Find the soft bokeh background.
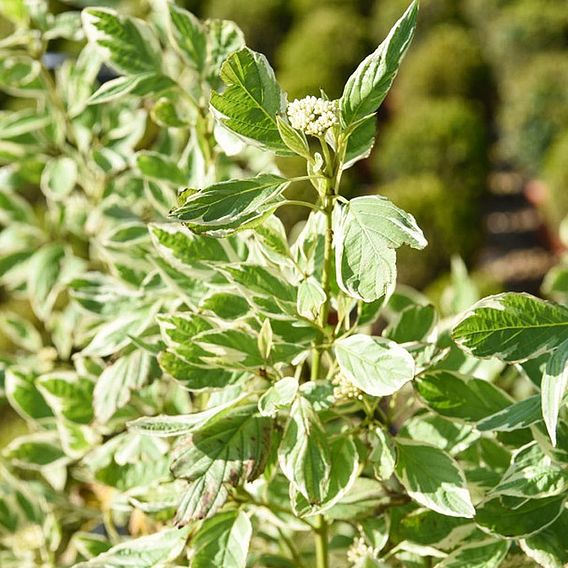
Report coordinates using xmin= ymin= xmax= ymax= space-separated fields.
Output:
xmin=2 ymin=0 xmax=567 ymax=296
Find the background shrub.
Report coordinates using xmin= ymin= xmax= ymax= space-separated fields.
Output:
xmin=498 ymin=52 xmax=568 ymax=173
xmin=375 ymin=98 xmax=489 ymax=196
xmin=484 ymin=0 xmax=568 ymax=70
xmin=276 ymin=5 xmax=368 ymax=99
xmin=392 ymin=24 xmax=491 ymax=105
xmin=542 ymin=130 xmax=568 ymax=231
xmin=378 ymin=174 xmax=482 ymax=287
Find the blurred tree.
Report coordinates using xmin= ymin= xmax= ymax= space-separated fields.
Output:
xmin=372 ymin=0 xmax=459 ymax=40
xmin=498 ymin=52 xmax=568 ymax=173
xmin=375 ymin=98 xmax=488 ymax=196
xmin=289 ymin=0 xmax=364 ymax=15
xmin=392 ymin=24 xmax=491 ymax=107
xmin=484 ymin=0 xmax=568 ymax=70
xmin=378 ymin=174 xmax=482 ymax=287
xmin=203 ymin=0 xmax=289 ymax=57
xmin=276 ymin=5 xmax=368 ymax=99
xmin=542 ymin=130 xmax=568 ymax=231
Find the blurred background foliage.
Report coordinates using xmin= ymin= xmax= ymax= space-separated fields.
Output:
xmin=1 ymin=0 xmax=567 ymax=290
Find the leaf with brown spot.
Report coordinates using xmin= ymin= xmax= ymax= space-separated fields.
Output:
xmin=171 ymin=404 xmax=272 ymax=525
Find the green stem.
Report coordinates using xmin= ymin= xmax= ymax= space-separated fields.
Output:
xmin=284 ymin=199 xmax=323 ymax=212
xmin=310 ymin=144 xmax=338 ymax=568
xmin=315 ymin=514 xmax=329 ymax=568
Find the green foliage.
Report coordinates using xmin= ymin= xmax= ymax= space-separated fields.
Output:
xmin=1 ymin=2 xmax=567 ymax=568
xmin=375 ymin=98 xmax=489 ymax=195
xmin=498 ymin=52 xmax=568 ymax=173
xmin=203 ymin=0 xmax=286 ymax=56
xmin=276 ymin=6 xmax=368 ymax=99
xmin=483 ymin=0 xmax=568 ymax=70
xmin=372 ymin=0 xmax=459 ymax=40
xmin=378 ymin=175 xmax=482 ymax=287
xmin=393 ymin=24 xmax=491 ymax=104
xmin=542 ymin=130 xmax=568 ymax=230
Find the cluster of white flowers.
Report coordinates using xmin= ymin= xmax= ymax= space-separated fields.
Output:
xmin=287 ymin=96 xmax=339 ymax=137
xmin=347 ymin=537 xmax=379 ymax=565
xmin=332 ymin=374 xmax=364 ymax=402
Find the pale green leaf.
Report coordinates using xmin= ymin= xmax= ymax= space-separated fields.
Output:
xmin=475 ymin=495 xmax=566 ymax=538
xmin=88 ymin=73 xmax=175 ymax=105
xmin=41 ymin=156 xmax=77 ymax=200
xmin=151 ymin=97 xmax=188 ymax=127
xmin=297 ymin=277 xmax=326 ymax=320
xmin=0 ymin=311 xmax=42 ymax=352
xmin=293 ymin=435 xmax=359 ymax=516
xmin=94 ymin=350 xmax=155 ymax=423
xmin=210 ymin=48 xmax=291 ymax=155
xmin=27 ymin=243 xmax=66 ymax=320
xmin=0 ymin=189 xmax=35 ymax=224
xmin=73 ymin=527 xmax=189 ymax=568
xmin=83 ymin=304 xmax=159 ymax=357
xmin=384 ymin=303 xmax=437 ymax=343
xmin=437 ymin=539 xmax=510 ymax=568
xmin=477 ymin=395 xmax=542 ymax=432
xmin=334 ymin=196 xmax=426 ymax=302
xmin=395 ymin=439 xmax=475 ymax=518
xmin=415 ymin=370 xmax=512 ymax=422
xmin=343 ymin=114 xmax=376 ymax=169
xmin=128 ymin=396 xmax=246 ymax=437
xmin=397 ymin=510 xmax=475 ymax=550
xmin=149 ymin=222 xmax=230 ymax=276
xmin=82 ymin=8 xmax=161 ymax=75
xmin=0 ymin=109 xmax=50 ymax=139
xmin=200 ymin=292 xmax=250 ymax=320
xmin=0 ymin=55 xmax=40 ymax=90
xmin=171 ymin=405 xmax=272 ymax=523
xmin=192 ymin=510 xmax=251 ymax=568
xmin=452 ymin=293 xmax=568 ymax=363
xmin=3 ymin=432 xmax=66 ymax=470
xmin=5 ymin=369 xmax=52 ymax=421
xmin=492 ymin=441 xmax=568 ymax=498
xmin=340 ymin=1 xmax=418 ymax=128
xmin=205 ymin=19 xmax=245 ymax=87
xmin=276 ymin=116 xmax=311 ymax=160
xmin=258 ymin=377 xmax=299 ymax=417
xmin=168 ymin=4 xmax=207 ymax=72
xmin=37 ymin=372 xmax=94 ymax=424
xmin=279 ymin=397 xmax=331 ymax=504
xmin=542 ymin=339 xmax=568 ymax=446
xmin=361 ymin=516 xmax=390 ymax=554
xmin=136 ymin=151 xmax=187 ymax=186
xmin=399 ymin=414 xmax=479 ymax=455
xmin=326 ymin=477 xmax=387 ymax=520
xmin=335 ymin=334 xmax=415 ymax=396
xmin=520 ymin=510 xmax=568 ymax=568
xmin=170 ymin=174 xmax=290 ymax=236
xmin=369 ymin=426 xmax=396 ymax=480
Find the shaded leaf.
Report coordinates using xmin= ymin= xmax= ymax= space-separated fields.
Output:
xmin=171 ymin=405 xmax=272 ymax=523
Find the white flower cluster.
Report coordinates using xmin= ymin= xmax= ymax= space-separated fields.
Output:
xmin=287 ymin=96 xmax=339 ymax=137
xmin=347 ymin=537 xmax=379 ymax=566
xmin=332 ymin=374 xmax=364 ymax=402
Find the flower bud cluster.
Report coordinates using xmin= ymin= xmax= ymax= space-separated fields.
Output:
xmin=287 ymin=96 xmax=339 ymax=137
xmin=332 ymin=374 xmax=364 ymax=402
xmin=347 ymin=537 xmax=379 ymax=565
